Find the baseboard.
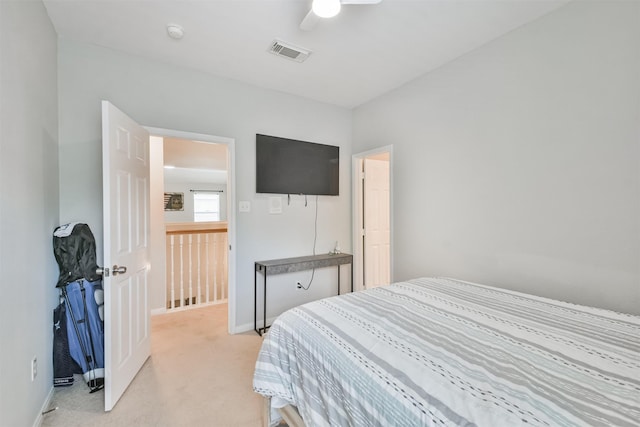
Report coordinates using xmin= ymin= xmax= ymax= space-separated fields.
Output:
xmin=152 ymin=299 xmax=229 ymax=317
xmin=151 ymin=307 xmax=167 ymax=316
xmin=32 ymin=386 xmax=54 ymax=427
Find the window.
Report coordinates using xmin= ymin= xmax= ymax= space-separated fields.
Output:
xmin=193 ymin=192 xmax=220 ymax=222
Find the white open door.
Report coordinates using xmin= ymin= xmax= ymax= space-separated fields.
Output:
xmin=363 ymin=156 xmax=391 ymax=288
xmin=101 ymin=101 xmax=151 ymax=411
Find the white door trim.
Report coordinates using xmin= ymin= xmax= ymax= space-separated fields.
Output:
xmin=144 ymin=127 xmax=238 ymax=334
xmin=352 ymin=145 xmax=394 ymax=291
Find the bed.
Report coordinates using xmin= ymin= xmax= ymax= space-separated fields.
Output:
xmin=253 ymin=277 xmax=640 ymax=427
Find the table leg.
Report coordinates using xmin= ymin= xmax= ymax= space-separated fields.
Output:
xmin=263 ymin=271 xmax=267 ymax=336
xmin=254 ymin=264 xmax=258 ymax=335
xmin=351 ymin=261 xmax=354 ymax=293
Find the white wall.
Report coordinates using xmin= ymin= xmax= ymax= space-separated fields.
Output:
xmin=353 ymin=1 xmax=640 ymax=314
xmin=58 ymin=39 xmax=352 ymax=329
xmin=149 ymin=136 xmax=167 ymax=312
xmin=0 ymin=1 xmax=60 ymax=425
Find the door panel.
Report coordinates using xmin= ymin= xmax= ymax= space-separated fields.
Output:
xmin=364 ymin=157 xmax=390 ymax=288
xmin=102 ymin=101 xmax=151 ymax=411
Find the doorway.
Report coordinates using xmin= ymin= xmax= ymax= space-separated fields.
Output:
xmin=352 ymin=146 xmax=393 ymax=291
xmin=147 ymin=127 xmax=237 ymax=334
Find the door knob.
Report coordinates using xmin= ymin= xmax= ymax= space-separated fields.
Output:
xmin=96 ymin=266 xmax=109 ymax=277
xmin=112 ymin=265 xmax=127 ymax=276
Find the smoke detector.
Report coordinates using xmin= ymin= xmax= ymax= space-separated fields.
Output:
xmin=268 ymin=40 xmax=311 ymax=63
xmin=167 ymin=24 xmax=184 ymax=40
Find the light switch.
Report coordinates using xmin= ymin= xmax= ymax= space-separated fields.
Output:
xmin=239 ymin=201 xmax=250 ymax=213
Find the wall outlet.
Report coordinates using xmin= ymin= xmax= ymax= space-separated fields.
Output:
xmin=31 ymin=357 xmax=37 ymax=381
xmin=296 ymin=281 xmax=302 ymax=289
xmin=268 ymin=197 xmax=282 ymax=214
xmin=238 ymin=201 xmax=250 ymax=213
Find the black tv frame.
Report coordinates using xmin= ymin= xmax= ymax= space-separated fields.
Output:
xmin=256 ymin=134 xmax=339 ymax=196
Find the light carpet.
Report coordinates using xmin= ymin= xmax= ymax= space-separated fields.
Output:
xmin=42 ymin=303 xmax=265 ymax=427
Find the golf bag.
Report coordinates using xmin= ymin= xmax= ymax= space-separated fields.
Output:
xmin=53 ymin=222 xmax=101 ymax=287
xmin=53 ymin=300 xmax=80 ymax=386
xmin=52 ymin=223 xmax=105 ymax=391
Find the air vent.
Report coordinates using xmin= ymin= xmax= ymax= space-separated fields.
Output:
xmin=268 ymin=40 xmax=311 ymax=63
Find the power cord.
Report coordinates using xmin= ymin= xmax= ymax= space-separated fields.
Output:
xmin=299 ymin=195 xmax=319 ymax=290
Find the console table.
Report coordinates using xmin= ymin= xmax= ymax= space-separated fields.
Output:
xmin=254 ymin=253 xmax=353 ymax=336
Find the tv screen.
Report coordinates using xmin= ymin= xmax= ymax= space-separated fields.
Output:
xmin=256 ymin=134 xmax=339 ymax=196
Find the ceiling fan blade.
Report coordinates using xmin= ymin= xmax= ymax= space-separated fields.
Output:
xmin=341 ymin=0 xmax=381 ymax=4
xmin=299 ymin=9 xmax=320 ymax=31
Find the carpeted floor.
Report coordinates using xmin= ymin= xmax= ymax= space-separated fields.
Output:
xmin=41 ymin=303 xmax=265 ymax=427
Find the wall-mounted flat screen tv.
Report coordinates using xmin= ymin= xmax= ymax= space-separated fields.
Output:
xmin=256 ymin=134 xmax=339 ymax=196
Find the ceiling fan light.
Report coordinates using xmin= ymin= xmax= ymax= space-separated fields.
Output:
xmin=312 ymin=0 xmax=341 ymax=18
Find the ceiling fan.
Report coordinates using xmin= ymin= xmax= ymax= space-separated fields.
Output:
xmin=300 ymin=0 xmax=382 ymax=31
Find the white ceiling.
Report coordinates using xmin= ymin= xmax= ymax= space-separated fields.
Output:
xmin=42 ymin=0 xmax=568 ymax=109
xmin=163 ymin=137 xmax=228 ymax=184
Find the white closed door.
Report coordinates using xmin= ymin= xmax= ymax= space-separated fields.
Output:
xmin=102 ymin=101 xmax=151 ymax=411
xmin=363 ymin=157 xmax=390 ymax=288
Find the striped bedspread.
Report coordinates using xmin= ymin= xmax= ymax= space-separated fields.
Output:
xmin=253 ymin=277 xmax=640 ymax=426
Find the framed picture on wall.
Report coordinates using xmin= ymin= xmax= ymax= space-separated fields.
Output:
xmin=164 ymin=192 xmax=184 ymax=211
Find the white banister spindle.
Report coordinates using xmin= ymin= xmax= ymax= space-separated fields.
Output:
xmin=222 ymin=234 xmax=227 ymax=300
xmin=166 ymin=228 xmax=228 ymax=311
xmin=179 ymin=235 xmax=184 ymax=307
xmin=188 ymin=234 xmax=193 ymax=306
xmin=196 ymin=233 xmax=202 ymax=304
xmin=205 ymin=233 xmax=210 ymax=303
xmin=220 ymin=233 xmax=229 ymax=300
xmin=212 ymin=232 xmax=218 ymax=302
xmin=170 ymin=235 xmax=175 ymax=309
xmin=216 ymin=234 xmax=221 ymax=300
